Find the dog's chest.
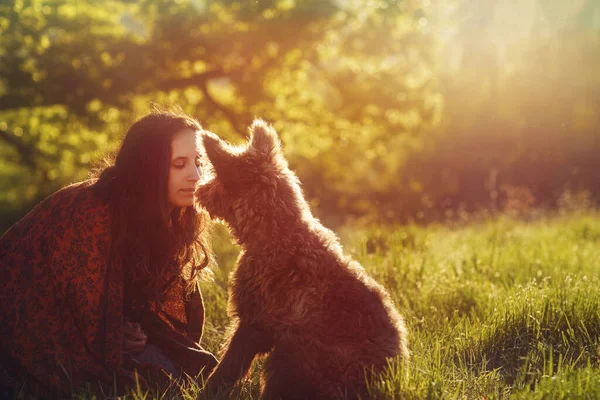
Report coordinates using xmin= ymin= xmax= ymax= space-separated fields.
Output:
xmin=230 ymin=256 xmax=290 ymax=318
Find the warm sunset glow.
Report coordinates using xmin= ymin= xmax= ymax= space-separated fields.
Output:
xmin=1 ymin=0 xmax=598 ymax=223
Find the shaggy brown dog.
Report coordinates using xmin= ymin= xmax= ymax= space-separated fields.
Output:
xmin=197 ymin=120 xmax=409 ymax=400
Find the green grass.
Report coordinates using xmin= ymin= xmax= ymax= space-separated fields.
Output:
xmin=29 ymin=212 xmax=600 ymax=399
xmin=196 ymin=212 xmax=600 ymax=399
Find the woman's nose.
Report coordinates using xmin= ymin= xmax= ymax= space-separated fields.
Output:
xmin=189 ymin=164 xmax=202 ymax=181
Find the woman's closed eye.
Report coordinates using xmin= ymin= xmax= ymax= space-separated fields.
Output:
xmin=173 ymin=156 xmax=202 ymax=171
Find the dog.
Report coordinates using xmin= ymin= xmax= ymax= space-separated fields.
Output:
xmin=196 ymin=120 xmax=409 ymax=399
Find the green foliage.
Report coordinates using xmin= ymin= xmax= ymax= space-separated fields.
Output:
xmin=2 ymin=0 xmax=599 ymax=229
xmin=1 ymin=0 xmax=439 ymax=230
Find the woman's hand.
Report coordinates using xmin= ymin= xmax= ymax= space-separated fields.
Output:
xmin=123 ymin=321 xmax=147 ymax=354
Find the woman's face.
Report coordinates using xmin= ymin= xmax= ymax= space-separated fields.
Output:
xmin=168 ymin=128 xmax=203 ymax=208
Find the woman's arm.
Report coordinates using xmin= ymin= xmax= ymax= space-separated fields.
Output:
xmin=185 ymin=286 xmax=205 ymax=342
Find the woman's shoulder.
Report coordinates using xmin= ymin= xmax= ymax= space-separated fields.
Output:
xmin=1 ymin=179 xmax=111 ymax=241
xmin=48 ymin=178 xmax=100 ymax=202
xmin=36 ymin=179 xmax=108 ymax=213
xmin=46 ymin=178 xmax=111 ymax=222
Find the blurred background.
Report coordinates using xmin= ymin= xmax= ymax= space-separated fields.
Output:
xmin=1 ymin=0 xmax=599 ymax=232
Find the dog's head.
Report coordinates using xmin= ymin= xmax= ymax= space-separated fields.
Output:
xmin=196 ymin=119 xmax=310 ymax=242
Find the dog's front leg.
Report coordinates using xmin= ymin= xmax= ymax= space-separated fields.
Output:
xmin=205 ymin=322 xmax=273 ymax=394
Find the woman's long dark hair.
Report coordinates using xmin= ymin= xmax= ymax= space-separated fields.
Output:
xmin=93 ymin=107 xmax=211 ymax=309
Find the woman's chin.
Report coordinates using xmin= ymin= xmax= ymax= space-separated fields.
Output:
xmin=169 ymin=199 xmax=194 ymax=209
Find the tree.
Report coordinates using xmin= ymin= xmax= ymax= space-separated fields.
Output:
xmin=1 ymin=0 xmax=439 ymax=229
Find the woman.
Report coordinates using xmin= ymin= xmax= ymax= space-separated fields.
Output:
xmin=0 ymin=108 xmax=218 ymax=396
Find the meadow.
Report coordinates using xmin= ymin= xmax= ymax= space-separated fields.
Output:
xmin=115 ymin=210 xmax=600 ymax=400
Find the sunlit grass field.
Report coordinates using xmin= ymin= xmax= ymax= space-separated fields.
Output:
xmin=69 ymin=212 xmax=600 ymax=399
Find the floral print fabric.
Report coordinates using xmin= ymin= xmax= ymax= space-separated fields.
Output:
xmin=0 ymin=181 xmax=209 ymax=393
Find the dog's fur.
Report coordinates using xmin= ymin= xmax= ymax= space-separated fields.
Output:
xmin=197 ymin=120 xmax=409 ymax=399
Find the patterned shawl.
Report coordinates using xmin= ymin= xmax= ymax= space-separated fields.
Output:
xmin=0 ymin=180 xmax=209 ymax=394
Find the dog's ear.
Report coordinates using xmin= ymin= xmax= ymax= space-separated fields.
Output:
xmin=249 ymin=119 xmax=281 ymax=155
xmin=202 ymin=131 xmax=236 ymax=180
